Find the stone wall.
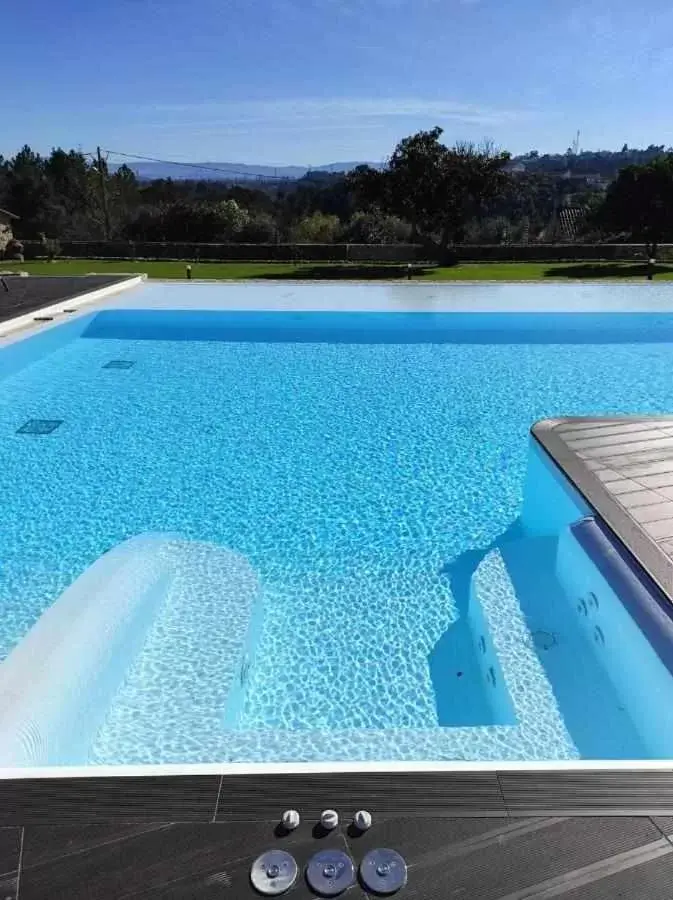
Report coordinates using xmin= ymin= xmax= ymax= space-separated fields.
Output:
xmin=0 ymin=217 xmax=14 ymax=253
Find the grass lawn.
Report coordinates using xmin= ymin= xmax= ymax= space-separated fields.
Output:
xmin=2 ymin=259 xmax=673 ymax=281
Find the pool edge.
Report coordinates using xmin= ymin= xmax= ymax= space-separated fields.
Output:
xmin=0 ymin=274 xmax=146 ymax=341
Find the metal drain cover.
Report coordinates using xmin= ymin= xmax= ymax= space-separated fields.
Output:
xmin=306 ymin=849 xmax=355 ymax=896
xmin=250 ymin=850 xmax=298 ymax=895
xmin=16 ymin=419 xmax=63 ymax=435
xmin=532 ymin=630 xmax=557 ymax=651
xmin=103 ymin=360 xmax=135 ymax=369
xmin=360 ymin=849 xmax=407 ymax=895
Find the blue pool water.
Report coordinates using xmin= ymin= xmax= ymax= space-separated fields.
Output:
xmin=3 ymin=295 xmax=673 ymax=764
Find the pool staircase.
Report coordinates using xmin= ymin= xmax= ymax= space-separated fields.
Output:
xmin=0 ymin=534 xmax=261 ymax=766
xmin=496 ymin=534 xmax=646 ymax=758
xmin=468 ymin=511 xmax=673 ymax=759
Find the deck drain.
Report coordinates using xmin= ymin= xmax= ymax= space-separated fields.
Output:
xmin=103 ymin=360 xmax=135 ymax=369
xmin=16 ymin=419 xmax=63 ymax=435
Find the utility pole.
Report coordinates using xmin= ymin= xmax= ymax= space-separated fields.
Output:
xmin=96 ymin=146 xmax=112 ymax=240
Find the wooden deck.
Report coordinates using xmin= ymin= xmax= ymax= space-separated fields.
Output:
xmin=533 ymin=417 xmax=673 ymax=599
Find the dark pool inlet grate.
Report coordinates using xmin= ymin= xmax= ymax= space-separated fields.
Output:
xmin=16 ymin=419 xmax=64 ymax=435
xmin=103 ymin=360 xmax=135 ymax=369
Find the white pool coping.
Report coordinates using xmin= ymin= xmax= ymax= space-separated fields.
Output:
xmin=6 ymin=279 xmax=673 ymax=346
xmin=0 ymin=274 xmax=146 ymax=341
xmin=2 ymin=758 xmax=673 ymax=780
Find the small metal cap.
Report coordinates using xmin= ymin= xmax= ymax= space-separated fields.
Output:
xmin=353 ymin=810 xmax=372 ymax=832
xmin=250 ymin=850 xmax=298 ymax=895
xmin=281 ymin=809 xmax=300 ymax=831
xmin=320 ymin=809 xmax=339 ymax=830
xmin=360 ymin=849 xmax=407 ymax=895
xmin=306 ymin=849 xmax=355 ymax=896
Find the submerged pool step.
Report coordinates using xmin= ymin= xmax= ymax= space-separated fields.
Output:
xmin=500 ymin=535 xmax=647 ymax=759
xmin=0 ymin=534 xmax=175 ymax=766
xmin=0 ymin=534 xmax=261 ymax=767
xmin=470 ymin=544 xmax=578 ymax=760
xmin=90 ymin=540 xmax=262 ymax=765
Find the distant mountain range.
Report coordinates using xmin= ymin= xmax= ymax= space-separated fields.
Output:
xmin=115 ymin=146 xmax=673 ymax=183
xmin=115 ymin=160 xmax=379 ymax=182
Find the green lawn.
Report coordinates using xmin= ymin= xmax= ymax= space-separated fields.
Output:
xmin=2 ymin=259 xmax=672 ymax=281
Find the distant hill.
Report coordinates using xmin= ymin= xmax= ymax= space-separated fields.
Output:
xmin=113 ymin=146 xmax=673 ymax=184
xmin=511 ymin=145 xmax=672 ymax=179
xmin=114 ymin=160 xmax=380 ymax=182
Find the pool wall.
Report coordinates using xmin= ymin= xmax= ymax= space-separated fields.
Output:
xmin=81 ymin=307 xmax=673 ymax=344
xmin=0 ymin=312 xmax=93 ymax=381
xmin=521 ymin=437 xmax=592 ymax=537
xmin=527 ymin=432 xmax=673 ymax=757
xmin=556 ymin=522 xmax=673 ymax=756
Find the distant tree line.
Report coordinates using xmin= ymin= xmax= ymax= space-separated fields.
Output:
xmin=2 ymin=133 xmax=673 ymax=256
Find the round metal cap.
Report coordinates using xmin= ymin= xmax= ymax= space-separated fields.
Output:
xmin=320 ymin=808 xmax=339 ymax=831
xmin=281 ymin=809 xmax=300 ymax=831
xmin=306 ymin=849 xmax=355 ymax=896
xmin=360 ymin=849 xmax=408 ymax=895
xmin=250 ymin=850 xmax=298 ymax=896
xmin=353 ymin=809 xmax=372 ymax=832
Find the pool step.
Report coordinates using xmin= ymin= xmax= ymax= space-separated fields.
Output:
xmin=470 ymin=545 xmax=578 ymax=759
xmin=0 ymin=533 xmax=176 ymax=766
xmin=500 ymin=535 xmax=647 ymax=759
xmin=90 ymin=539 xmax=262 ymax=764
xmin=0 ymin=534 xmax=261 ymax=767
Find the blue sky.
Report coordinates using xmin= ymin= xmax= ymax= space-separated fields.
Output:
xmin=4 ymin=0 xmax=673 ymax=164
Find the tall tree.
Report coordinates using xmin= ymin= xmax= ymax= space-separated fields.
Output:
xmin=349 ymin=128 xmax=510 ymax=255
xmin=4 ymin=146 xmax=51 ymax=236
xmin=595 ymin=154 xmax=673 ymax=257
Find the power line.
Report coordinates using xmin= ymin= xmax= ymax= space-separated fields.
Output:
xmin=96 ymin=146 xmax=111 ymax=239
xmin=100 ymin=149 xmax=293 ymax=182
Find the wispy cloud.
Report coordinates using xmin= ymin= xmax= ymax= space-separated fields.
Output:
xmin=141 ymin=97 xmax=534 ymax=130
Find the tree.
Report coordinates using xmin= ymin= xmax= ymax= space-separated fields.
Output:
xmin=237 ymin=213 xmax=277 ymax=243
xmin=213 ymin=199 xmax=249 ymax=238
xmin=292 ymin=212 xmax=341 ymax=243
xmin=594 ymin=155 xmax=673 ymax=257
xmin=4 ymin=146 xmax=51 ymax=236
xmin=348 ymin=127 xmax=510 ymax=256
xmin=101 ymin=164 xmax=141 ymax=238
xmin=344 ymin=210 xmax=410 ymax=243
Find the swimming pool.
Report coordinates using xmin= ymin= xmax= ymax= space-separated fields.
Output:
xmin=3 ymin=283 xmax=673 ymax=766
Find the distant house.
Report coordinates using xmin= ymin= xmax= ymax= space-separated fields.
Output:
xmin=0 ymin=208 xmax=19 ymax=254
xmin=585 ymin=174 xmax=611 ymax=190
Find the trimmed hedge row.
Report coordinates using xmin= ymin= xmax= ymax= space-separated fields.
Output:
xmin=17 ymin=240 xmax=673 ymax=263
xmin=20 ymin=241 xmax=428 ymax=262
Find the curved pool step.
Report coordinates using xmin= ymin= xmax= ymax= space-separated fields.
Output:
xmin=91 ymin=538 xmax=264 ymax=764
xmin=0 ymin=534 xmax=260 ymax=766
